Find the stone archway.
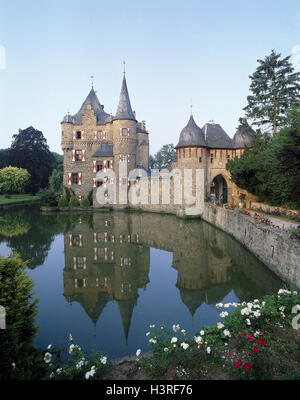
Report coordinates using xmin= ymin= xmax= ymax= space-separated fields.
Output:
xmin=210 ymin=174 xmax=228 ymax=204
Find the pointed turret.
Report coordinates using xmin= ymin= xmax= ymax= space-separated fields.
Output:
xmin=176 ymin=114 xmax=206 ymax=148
xmin=114 ymin=75 xmax=136 ymax=121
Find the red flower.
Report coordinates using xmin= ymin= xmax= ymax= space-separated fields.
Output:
xmin=261 ymin=330 xmax=265 ymax=334
xmin=241 ymin=332 xmax=246 ymax=336
xmin=233 ymin=359 xmax=242 ymax=368
xmin=253 ymin=347 xmax=259 ymax=353
xmin=258 ymin=337 xmax=266 ymax=347
xmin=243 ymin=363 xmax=253 ymax=371
xmin=172 ymin=375 xmax=177 ymax=380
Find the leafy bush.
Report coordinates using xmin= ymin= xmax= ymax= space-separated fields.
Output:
xmin=80 ymin=196 xmax=90 ymax=207
xmin=58 ymin=195 xmax=68 ymax=208
xmin=69 ymin=195 xmax=79 ymax=207
xmin=38 ymin=188 xmax=58 ymax=206
xmin=0 ymin=166 xmax=30 ymax=194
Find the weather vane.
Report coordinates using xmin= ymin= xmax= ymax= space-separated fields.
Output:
xmin=90 ymin=75 xmax=94 ymax=89
xmin=190 ymin=97 xmax=193 ymax=115
xmin=123 ymin=61 xmax=126 ymax=76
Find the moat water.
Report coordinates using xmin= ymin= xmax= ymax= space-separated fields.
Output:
xmin=0 ymin=205 xmax=284 ymax=359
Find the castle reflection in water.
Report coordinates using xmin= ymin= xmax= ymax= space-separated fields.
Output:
xmin=62 ymin=212 xmax=282 ymax=340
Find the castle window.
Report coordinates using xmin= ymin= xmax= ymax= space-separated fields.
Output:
xmin=75 ymin=150 xmax=82 ymax=161
xmin=97 ymin=180 xmax=103 ymax=187
xmin=71 ymin=173 xmax=79 ymax=184
xmin=189 ymin=148 xmax=191 ymax=158
xmin=122 ymin=155 xmax=126 ymax=162
xmin=210 ymin=154 xmax=214 ymax=164
xmin=121 ymin=128 xmax=129 ymax=136
xmin=96 ymin=161 xmax=103 ymax=171
xmin=76 ymin=131 xmax=82 ymax=139
xmin=106 ymin=160 xmax=111 ymax=168
xmin=199 ymin=157 xmax=202 ymax=163
xmin=97 ymin=130 xmax=105 ymax=139
xmin=227 ymin=154 xmax=230 ymax=160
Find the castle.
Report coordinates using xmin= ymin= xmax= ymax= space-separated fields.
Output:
xmin=61 ymin=73 xmax=256 ymax=208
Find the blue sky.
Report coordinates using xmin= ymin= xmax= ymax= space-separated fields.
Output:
xmin=0 ymin=0 xmax=299 ymax=154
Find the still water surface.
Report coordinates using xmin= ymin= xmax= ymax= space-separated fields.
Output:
xmin=0 ymin=206 xmax=283 ymax=359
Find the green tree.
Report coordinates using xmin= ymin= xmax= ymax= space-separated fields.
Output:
xmin=227 ymin=107 xmax=300 ymax=207
xmin=49 ymin=168 xmax=63 ymax=194
xmin=150 ymin=144 xmax=177 ymax=170
xmin=0 ymin=166 xmax=30 ymax=194
xmin=0 ymin=149 xmax=9 ymax=169
xmin=0 ymin=253 xmax=47 ymax=379
xmin=7 ymin=126 xmax=55 ymax=194
xmin=244 ymin=50 xmax=300 ymax=135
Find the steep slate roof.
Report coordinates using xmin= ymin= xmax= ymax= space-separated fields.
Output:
xmin=113 ymin=76 xmax=136 ymax=121
xmin=175 ymin=115 xmax=207 ymax=148
xmin=203 ymin=122 xmax=235 ymax=149
xmin=233 ymin=126 xmax=254 ymax=148
xmin=92 ymin=143 xmax=114 ymax=157
xmin=62 ymin=88 xmax=112 ymax=125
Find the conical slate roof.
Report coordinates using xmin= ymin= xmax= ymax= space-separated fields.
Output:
xmin=114 ymin=76 xmax=136 ymax=121
xmin=203 ymin=122 xmax=235 ymax=149
xmin=233 ymin=124 xmax=254 ymax=148
xmin=117 ymin=298 xmax=136 ymax=341
xmin=176 ymin=115 xmax=207 ymax=148
xmin=62 ymin=88 xmax=111 ymax=125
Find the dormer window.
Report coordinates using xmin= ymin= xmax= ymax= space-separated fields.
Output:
xmin=76 ymin=131 xmax=82 ymax=139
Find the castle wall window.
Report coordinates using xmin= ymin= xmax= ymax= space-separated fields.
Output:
xmin=210 ymin=154 xmax=214 ymax=164
xmin=75 ymin=150 xmax=82 ymax=161
xmin=76 ymin=131 xmax=82 ymax=139
xmin=97 ymin=161 xmax=103 ymax=171
xmin=72 ymin=173 xmax=79 ymax=184
xmin=120 ymin=128 xmax=129 ymax=136
xmin=199 ymin=157 xmax=202 ymax=163
xmin=97 ymin=130 xmax=106 ymax=139
xmin=227 ymin=154 xmax=230 ymax=160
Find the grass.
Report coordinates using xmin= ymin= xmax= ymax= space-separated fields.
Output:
xmin=0 ymin=194 xmax=40 ymax=205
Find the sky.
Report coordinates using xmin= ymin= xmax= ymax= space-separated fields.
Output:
xmin=0 ymin=0 xmax=300 ymax=155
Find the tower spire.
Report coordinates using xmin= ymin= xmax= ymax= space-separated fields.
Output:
xmin=114 ymin=69 xmax=136 ymax=121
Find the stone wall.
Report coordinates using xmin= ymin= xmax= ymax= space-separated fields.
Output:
xmin=201 ymin=204 xmax=300 ymax=288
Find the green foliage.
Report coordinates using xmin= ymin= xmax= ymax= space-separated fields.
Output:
xmin=227 ymin=107 xmax=300 ymax=207
xmin=87 ymin=189 xmax=93 ymax=205
xmin=150 ymin=144 xmax=177 ymax=170
xmin=7 ymin=126 xmax=55 ymax=194
xmin=0 ymin=166 xmax=30 ymax=194
xmin=45 ymin=338 xmax=109 ymax=380
xmin=0 ymin=253 xmax=47 ymax=379
xmin=244 ymin=50 xmax=300 ymax=135
xmin=69 ymin=195 xmax=79 ymax=207
xmin=0 ymin=214 xmax=30 ymax=237
xmin=64 ymin=186 xmax=71 ymax=202
xmin=49 ymin=168 xmax=63 ymax=194
xmin=0 ymin=149 xmax=9 ymax=169
xmin=80 ymin=196 xmax=90 ymax=207
xmin=58 ymin=195 xmax=68 ymax=208
xmin=38 ymin=187 xmax=58 ymax=206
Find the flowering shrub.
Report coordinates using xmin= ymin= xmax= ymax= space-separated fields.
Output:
xmin=229 ymin=330 xmax=270 ymax=379
xmin=44 ymin=336 xmax=109 ymax=380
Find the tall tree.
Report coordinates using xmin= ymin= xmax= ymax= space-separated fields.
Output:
xmin=150 ymin=144 xmax=177 ymax=170
xmin=7 ymin=127 xmax=55 ymax=194
xmin=244 ymin=50 xmax=300 ymax=135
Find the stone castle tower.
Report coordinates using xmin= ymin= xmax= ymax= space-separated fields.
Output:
xmin=173 ymin=114 xmax=257 ymax=206
xmin=61 ymin=73 xmax=149 ymax=204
